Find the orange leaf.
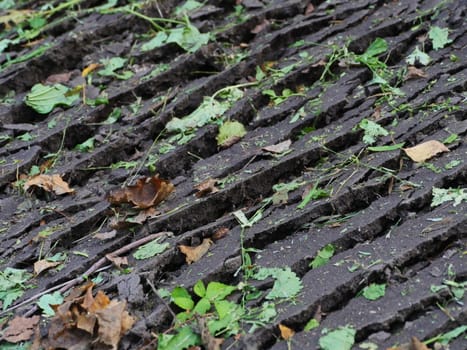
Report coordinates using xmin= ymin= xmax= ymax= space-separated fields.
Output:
xmin=24 ymin=174 xmax=74 ymax=195
xmin=278 ymin=323 xmax=295 ymax=340
xmin=34 ymin=259 xmax=61 ymax=275
xmin=2 ymin=316 xmax=39 ymax=343
xmin=212 ymin=227 xmax=229 ymax=241
xmin=82 ymin=63 xmax=102 ymax=77
xmin=179 ymin=238 xmax=213 ymax=264
xmin=404 ymin=140 xmax=449 ymax=163
xmin=107 ymin=175 xmax=174 ymax=209
xmin=95 ymin=300 xmax=135 ymax=348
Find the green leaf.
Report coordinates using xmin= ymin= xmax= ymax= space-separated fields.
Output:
xmin=361 ymin=283 xmax=386 ymax=301
xmin=192 ymin=297 xmax=210 ymax=315
xmin=434 ymin=325 xmax=467 ymax=345
xmin=193 ymin=280 xmax=206 ymax=298
xmin=304 ymin=318 xmax=320 ymax=331
xmin=367 ymin=143 xmax=404 ymax=152
xmin=167 ymin=23 xmax=210 ymax=53
xmin=37 ymin=291 xmax=63 ymax=316
xmin=356 ymin=119 xmax=389 ymax=145
xmin=254 ymin=267 xmax=303 ymax=300
xmin=431 ymin=187 xmax=467 ymax=207
xmin=174 ymin=0 xmax=203 ymax=17
xmin=98 ymin=57 xmax=133 ymax=80
xmin=297 ymin=184 xmax=330 ymax=209
xmin=157 ymin=326 xmax=200 ymax=350
xmin=319 ymin=326 xmax=356 ymax=350
xmin=142 ymin=31 xmax=168 ymax=52
xmin=171 ymin=287 xmax=194 ymax=311
xmin=310 ymin=244 xmax=335 ymax=269
xmin=133 ymin=238 xmax=170 ymax=260
xmin=443 ymin=133 xmax=459 ymax=144
xmin=0 ymin=268 xmax=32 ymax=309
xmin=205 ymin=281 xmax=236 ymax=301
xmin=406 ymin=46 xmax=431 ymax=66
xmin=214 ymin=299 xmax=237 ymax=319
xmin=17 ymin=132 xmax=34 ymax=141
xmin=362 ymin=38 xmax=387 ymax=59
xmin=428 ymin=26 xmax=452 ymax=50
xmin=28 ymin=16 xmax=46 ymax=30
xmin=216 ymin=120 xmax=247 ymax=147
xmin=25 ymin=83 xmax=79 ymax=114
xmin=75 ymin=137 xmax=95 ymax=152
xmin=103 ymin=107 xmax=122 ymax=124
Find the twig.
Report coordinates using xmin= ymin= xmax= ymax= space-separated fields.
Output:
xmin=1 ymin=232 xmax=172 ymax=317
xmin=145 ymin=277 xmax=177 ymax=320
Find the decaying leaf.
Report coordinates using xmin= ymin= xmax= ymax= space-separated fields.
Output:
xmin=404 ymin=140 xmax=449 ymax=163
xmin=105 ymin=254 xmax=128 ymax=269
xmin=24 ymin=174 xmax=74 ymax=195
xmin=251 ymin=19 xmax=270 ymax=34
xmin=34 ymin=259 xmax=61 ymax=275
xmin=128 ymin=207 xmax=161 ymax=224
xmin=179 ymin=238 xmax=213 ymax=264
xmin=197 ymin=315 xmax=224 ymax=350
xmin=45 ymin=71 xmax=73 ymax=84
xmin=94 ymin=230 xmax=117 ymax=240
xmin=43 ymin=283 xmax=135 ymax=350
xmin=107 ymin=175 xmax=174 ymax=209
xmin=387 ymin=336 xmax=429 ymax=350
xmin=0 ymin=9 xmax=33 ymax=30
xmin=405 ymin=66 xmax=428 ymax=80
xmin=262 ymin=139 xmax=292 ymax=154
xmin=212 ymin=227 xmax=229 ymax=241
xmin=2 ymin=315 xmax=39 ymax=343
xmin=279 ymin=324 xmax=295 ymax=340
xmin=216 ymin=121 xmax=247 ymax=148
xmin=195 ymin=178 xmax=219 ymax=197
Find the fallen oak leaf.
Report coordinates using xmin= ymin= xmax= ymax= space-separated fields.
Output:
xmin=262 ymin=139 xmax=292 ymax=154
xmin=24 ymin=174 xmax=74 ymax=195
xmin=195 ymin=178 xmax=219 ymax=197
xmin=179 ymin=238 xmax=213 ymax=264
xmin=105 ymin=254 xmax=128 ymax=269
xmin=107 ymin=175 xmax=174 ymax=209
xmin=96 ymin=300 xmax=135 ymax=349
xmin=404 ymin=140 xmax=449 ymax=163
xmin=2 ymin=315 xmax=39 ymax=343
xmin=34 ymin=259 xmax=61 ymax=276
xmin=128 ymin=207 xmax=161 ymax=224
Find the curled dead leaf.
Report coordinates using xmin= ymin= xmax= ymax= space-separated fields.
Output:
xmin=278 ymin=323 xmax=295 ymax=340
xmin=130 ymin=207 xmax=161 ymax=224
xmin=404 ymin=140 xmax=449 ymax=163
xmin=195 ymin=178 xmax=219 ymax=198
xmin=212 ymin=227 xmax=229 ymax=241
xmin=105 ymin=254 xmax=128 ymax=269
xmin=44 ymin=283 xmax=134 ymax=350
xmin=107 ymin=175 xmax=174 ymax=209
xmin=2 ymin=315 xmax=39 ymax=343
xmin=179 ymin=238 xmax=213 ymax=264
xmin=34 ymin=259 xmax=61 ymax=276
xmin=262 ymin=139 xmax=292 ymax=154
xmin=45 ymin=71 xmax=73 ymax=84
xmin=24 ymin=174 xmax=74 ymax=195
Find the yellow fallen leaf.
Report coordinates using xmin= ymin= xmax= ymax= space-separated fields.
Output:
xmin=34 ymin=259 xmax=61 ymax=276
xmin=278 ymin=323 xmax=295 ymax=340
xmin=82 ymin=63 xmax=102 ymax=77
xmin=404 ymin=140 xmax=449 ymax=163
xmin=24 ymin=174 xmax=74 ymax=195
xmin=179 ymin=238 xmax=213 ymax=264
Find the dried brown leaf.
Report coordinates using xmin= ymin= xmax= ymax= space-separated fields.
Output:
xmin=387 ymin=336 xmax=429 ymax=350
xmin=179 ymin=238 xmax=213 ymax=264
xmin=405 ymin=66 xmax=428 ymax=80
xmin=95 ymin=230 xmax=117 ymax=240
xmin=278 ymin=324 xmax=295 ymax=340
xmin=2 ymin=315 xmax=39 ymax=343
xmin=130 ymin=207 xmax=161 ymax=224
xmin=107 ymin=176 xmax=174 ymax=209
xmin=262 ymin=139 xmax=292 ymax=154
xmin=24 ymin=174 xmax=74 ymax=195
xmin=106 ymin=254 xmax=128 ymax=269
xmin=212 ymin=227 xmax=229 ymax=241
xmin=251 ymin=19 xmax=270 ymax=34
xmin=305 ymin=3 xmax=315 ymax=15
xmin=45 ymin=72 xmax=73 ymax=84
xmin=34 ymin=259 xmax=61 ymax=275
xmin=195 ymin=178 xmax=219 ymax=198
xmin=197 ymin=315 xmax=224 ymax=350
xmin=96 ymin=300 xmax=135 ymax=349
xmin=404 ymin=140 xmax=449 ymax=163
